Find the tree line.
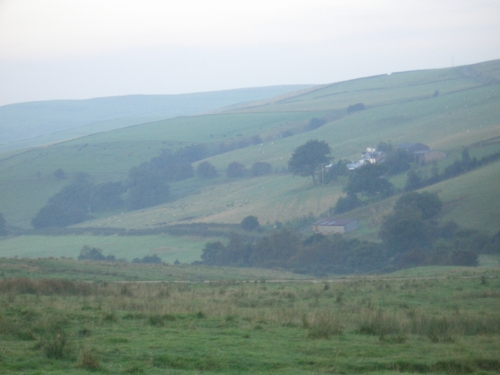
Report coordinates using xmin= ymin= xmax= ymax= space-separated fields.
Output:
xmin=200 ymin=192 xmax=500 ymax=275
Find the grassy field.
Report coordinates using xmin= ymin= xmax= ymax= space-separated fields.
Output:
xmin=0 ymin=234 xmax=216 ymax=264
xmin=0 ymin=265 xmax=499 ymax=374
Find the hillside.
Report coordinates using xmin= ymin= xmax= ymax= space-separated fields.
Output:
xmin=0 ymin=85 xmax=309 ymax=152
xmin=0 ymin=59 xmax=499 ymax=261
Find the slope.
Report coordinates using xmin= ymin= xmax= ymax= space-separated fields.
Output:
xmin=0 ymin=59 xmax=499 ymax=237
xmin=0 ymin=85 xmax=309 ymax=152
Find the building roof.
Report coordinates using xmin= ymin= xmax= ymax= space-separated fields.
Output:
xmin=313 ymin=218 xmax=357 ymax=227
xmin=396 ymin=143 xmax=430 ymax=153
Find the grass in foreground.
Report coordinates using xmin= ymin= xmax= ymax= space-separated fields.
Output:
xmin=0 ymin=272 xmax=499 ymax=374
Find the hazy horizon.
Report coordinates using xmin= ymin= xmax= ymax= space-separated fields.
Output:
xmin=1 ymin=0 xmax=499 ymax=106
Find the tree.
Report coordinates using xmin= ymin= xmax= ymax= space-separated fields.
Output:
xmin=197 ymin=161 xmax=218 ymax=179
xmin=127 ymin=167 xmax=170 ymax=210
xmin=305 ymin=118 xmax=326 ymax=131
xmin=90 ymin=182 xmax=125 ymax=212
xmin=333 ymin=193 xmax=360 ymax=214
xmin=379 ymin=207 xmax=434 ymax=255
xmin=344 ymin=164 xmax=394 ymax=198
xmin=404 ymin=168 xmax=423 ymax=191
xmin=288 ymin=140 xmax=331 ymax=185
xmin=241 ymin=215 xmax=260 ymax=231
xmin=250 ymin=162 xmax=272 ymax=177
xmin=31 ymin=178 xmax=94 ymax=228
xmin=78 ymin=245 xmax=106 ymax=261
xmin=226 ymin=162 xmax=247 ymax=178
xmin=384 ymin=149 xmax=412 ymax=175
xmin=394 ymin=192 xmax=442 ymax=220
xmin=347 ymin=103 xmax=365 ymax=113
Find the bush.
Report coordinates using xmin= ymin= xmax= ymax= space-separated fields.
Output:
xmin=226 ymin=162 xmax=247 ymax=178
xmin=241 ymin=216 xmax=260 ymax=231
xmin=347 ymin=103 xmax=366 ymax=113
xmin=197 ymin=161 xmax=218 ymax=179
xmin=249 ymin=162 xmax=272 ymax=177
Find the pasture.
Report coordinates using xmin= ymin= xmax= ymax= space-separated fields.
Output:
xmin=0 ymin=264 xmax=499 ymax=374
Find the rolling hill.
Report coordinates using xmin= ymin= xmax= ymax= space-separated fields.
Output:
xmin=0 ymin=85 xmax=310 ymax=152
xmin=0 ymin=59 xmax=499 ymax=261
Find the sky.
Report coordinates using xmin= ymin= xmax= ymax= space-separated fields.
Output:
xmin=0 ymin=0 xmax=499 ymax=106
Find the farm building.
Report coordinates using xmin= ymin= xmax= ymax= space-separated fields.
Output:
xmin=396 ymin=143 xmax=430 ymax=154
xmin=312 ymin=218 xmax=358 ymax=235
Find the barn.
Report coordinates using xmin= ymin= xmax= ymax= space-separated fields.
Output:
xmin=312 ymin=218 xmax=358 ymax=235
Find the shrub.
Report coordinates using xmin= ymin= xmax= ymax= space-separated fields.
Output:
xmin=197 ymin=161 xmax=218 ymax=179
xmin=226 ymin=162 xmax=247 ymax=178
xmin=347 ymin=103 xmax=366 ymax=113
xmin=250 ymin=162 xmax=272 ymax=177
xmin=241 ymin=215 xmax=260 ymax=231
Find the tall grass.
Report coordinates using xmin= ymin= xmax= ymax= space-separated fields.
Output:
xmin=0 ymin=275 xmax=499 ymax=373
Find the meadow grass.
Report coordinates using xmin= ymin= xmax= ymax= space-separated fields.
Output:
xmin=0 ymin=234 xmax=213 ymax=263
xmin=0 ymin=271 xmax=499 ymax=374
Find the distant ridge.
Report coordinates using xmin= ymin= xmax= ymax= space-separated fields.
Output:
xmin=0 ymin=85 xmax=311 ymax=152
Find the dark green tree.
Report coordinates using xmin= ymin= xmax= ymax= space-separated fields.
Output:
xmin=127 ymin=167 xmax=170 ymax=210
xmin=404 ymin=168 xmax=423 ymax=191
xmin=344 ymin=164 xmax=394 ymax=197
xmin=379 ymin=207 xmax=434 ymax=255
xmin=305 ymin=118 xmax=326 ymax=131
xmin=250 ymin=162 xmax=272 ymax=177
xmin=31 ymin=178 xmax=94 ymax=228
xmin=394 ymin=191 xmax=442 ymax=220
xmin=384 ymin=148 xmax=412 ymax=175
xmin=250 ymin=229 xmax=301 ymax=267
xmin=90 ymin=182 xmax=125 ymax=212
xmin=288 ymin=140 xmax=331 ymax=185
xmin=78 ymin=245 xmax=106 ymax=261
xmin=197 ymin=161 xmax=218 ymax=179
xmin=241 ymin=215 xmax=260 ymax=231
xmin=200 ymin=241 xmax=226 ymax=265
xmin=333 ymin=193 xmax=360 ymax=214
xmin=226 ymin=162 xmax=247 ymax=178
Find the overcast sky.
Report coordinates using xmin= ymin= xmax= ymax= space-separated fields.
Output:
xmin=0 ymin=0 xmax=499 ymax=106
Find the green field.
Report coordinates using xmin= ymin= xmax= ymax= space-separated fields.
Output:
xmin=0 ymin=234 xmax=214 ymax=264
xmin=1 ymin=263 xmax=499 ymax=374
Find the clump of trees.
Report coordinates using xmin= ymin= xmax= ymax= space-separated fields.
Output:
xmin=404 ymin=147 xmax=500 ymax=192
xmin=305 ymin=118 xmax=327 ymax=131
xmin=197 ymin=161 xmax=218 ymax=179
xmin=347 ymin=103 xmax=366 ymax=114
xmin=241 ymin=215 xmax=260 ymax=232
xmin=200 ymin=229 xmax=385 ymax=275
xmin=249 ymin=162 xmax=272 ymax=177
xmin=31 ymin=144 xmax=210 ymax=228
xmin=288 ymin=140 xmax=331 ymax=185
xmin=226 ymin=162 xmax=247 ymax=178
xmin=78 ymin=245 xmax=118 ymax=262
xmin=132 ymin=254 xmax=162 ymax=264
xmin=200 ymin=192 xmax=496 ymax=274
